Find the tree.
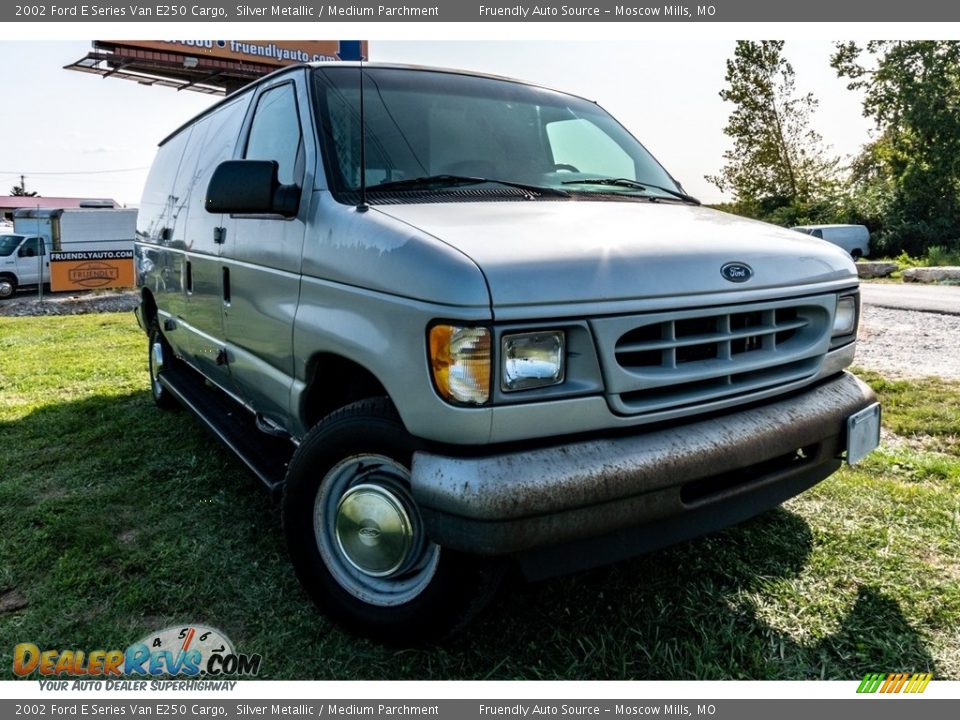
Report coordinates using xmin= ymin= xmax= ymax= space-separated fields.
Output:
xmin=9 ymin=178 xmax=38 ymax=197
xmin=708 ymin=41 xmax=836 ymax=220
xmin=832 ymin=41 xmax=960 ymax=256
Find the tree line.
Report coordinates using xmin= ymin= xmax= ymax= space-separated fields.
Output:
xmin=710 ymin=40 xmax=960 ymax=259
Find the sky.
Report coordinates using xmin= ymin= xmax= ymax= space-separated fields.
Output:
xmin=0 ymin=39 xmax=874 ymax=207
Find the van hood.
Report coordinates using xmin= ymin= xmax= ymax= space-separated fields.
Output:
xmin=372 ymin=201 xmax=856 ymax=309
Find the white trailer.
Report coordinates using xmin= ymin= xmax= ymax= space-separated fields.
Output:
xmin=14 ymin=207 xmax=137 ymax=254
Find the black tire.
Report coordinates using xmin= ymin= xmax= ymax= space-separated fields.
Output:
xmin=282 ymin=397 xmax=501 ymax=645
xmin=0 ymin=275 xmax=16 ymax=300
xmin=148 ymin=321 xmax=179 ymax=410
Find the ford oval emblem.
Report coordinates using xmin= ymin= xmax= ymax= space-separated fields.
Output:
xmin=721 ymin=262 xmax=753 ymax=283
xmin=359 ymin=526 xmax=381 ymax=540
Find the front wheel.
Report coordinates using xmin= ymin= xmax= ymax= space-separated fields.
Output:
xmin=282 ymin=398 xmax=501 ymax=644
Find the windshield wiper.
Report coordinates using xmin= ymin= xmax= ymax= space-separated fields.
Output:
xmin=366 ymin=174 xmax=570 ymax=198
xmin=561 ymin=178 xmax=700 ymax=205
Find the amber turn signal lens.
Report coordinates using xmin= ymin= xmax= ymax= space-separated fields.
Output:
xmin=429 ymin=325 xmax=491 ymax=405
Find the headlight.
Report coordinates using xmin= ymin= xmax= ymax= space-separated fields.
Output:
xmin=501 ymin=331 xmax=565 ymax=392
xmin=833 ymin=295 xmax=858 ymax=337
xmin=429 ymin=325 xmax=491 ymax=405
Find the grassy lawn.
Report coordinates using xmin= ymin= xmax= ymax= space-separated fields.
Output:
xmin=1 ymin=313 xmax=958 ymax=680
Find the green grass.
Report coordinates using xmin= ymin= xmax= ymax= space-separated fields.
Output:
xmin=1 ymin=314 xmax=958 ymax=680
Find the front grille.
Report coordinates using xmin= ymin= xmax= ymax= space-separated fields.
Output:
xmin=590 ymin=295 xmax=835 ymax=418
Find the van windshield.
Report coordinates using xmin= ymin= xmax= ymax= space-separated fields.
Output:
xmin=0 ymin=235 xmax=23 ymax=257
xmin=311 ymin=67 xmax=681 ymax=202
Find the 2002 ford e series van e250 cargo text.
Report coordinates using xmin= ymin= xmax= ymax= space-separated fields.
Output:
xmin=135 ymin=63 xmax=880 ymax=643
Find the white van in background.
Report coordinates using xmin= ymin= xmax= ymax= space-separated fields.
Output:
xmin=791 ymin=224 xmax=871 ymax=259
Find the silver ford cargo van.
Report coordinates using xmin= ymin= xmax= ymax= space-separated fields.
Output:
xmin=135 ymin=63 xmax=880 ymax=643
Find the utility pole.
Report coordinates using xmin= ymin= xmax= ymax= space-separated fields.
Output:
xmin=37 ymin=203 xmax=43 ymax=304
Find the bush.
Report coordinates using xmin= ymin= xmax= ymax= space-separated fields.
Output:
xmin=926 ymin=244 xmax=960 ymax=266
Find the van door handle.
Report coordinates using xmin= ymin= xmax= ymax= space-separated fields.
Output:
xmin=222 ymin=266 xmax=231 ymax=305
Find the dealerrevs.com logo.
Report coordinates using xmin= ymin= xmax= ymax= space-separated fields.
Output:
xmin=13 ymin=625 xmax=262 ymax=679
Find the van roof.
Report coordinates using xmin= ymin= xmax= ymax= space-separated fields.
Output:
xmin=159 ymin=62 xmax=597 ymax=147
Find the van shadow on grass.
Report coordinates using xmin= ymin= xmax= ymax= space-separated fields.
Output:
xmin=446 ymin=510 xmax=938 ymax=680
xmin=0 ymin=389 xmax=290 ymax=672
xmin=0 ymin=390 xmax=938 ymax=681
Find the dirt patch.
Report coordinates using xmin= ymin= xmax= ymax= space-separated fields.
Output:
xmin=879 ymin=427 xmax=958 ymax=455
xmin=0 ymin=589 xmax=28 ymax=613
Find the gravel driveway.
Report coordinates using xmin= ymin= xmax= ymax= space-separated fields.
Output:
xmin=857 ymin=305 xmax=960 ymax=379
xmin=0 ymin=290 xmax=138 ymax=317
xmin=2 ymin=290 xmax=959 ymax=380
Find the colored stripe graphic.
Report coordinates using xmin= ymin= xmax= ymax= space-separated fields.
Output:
xmin=858 ymin=672 xmax=932 ymax=693
xmin=857 ymin=672 xmax=885 ymax=693
xmin=911 ymin=673 xmax=933 ymax=693
xmin=181 ymin=627 xmax=196 ymax=652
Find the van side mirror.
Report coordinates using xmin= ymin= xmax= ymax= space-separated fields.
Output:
xmin=205 ymin=160 xmax=300 ymax=217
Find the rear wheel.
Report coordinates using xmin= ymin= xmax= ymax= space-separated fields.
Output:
xmin=282 ymin=397 xmax=501 ymax=644
xmin=148 ymin=321 xmax=179 ymax=409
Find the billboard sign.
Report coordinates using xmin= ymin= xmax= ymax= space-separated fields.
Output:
xmin=108 ymin=40 xmax=368 ymax=66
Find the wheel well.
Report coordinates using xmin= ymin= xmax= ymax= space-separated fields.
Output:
xmin=303 ymin=355 xmax=389 ymax=427
xmin=0 ymin=272 xmax=16 ymax=283
xmin=140 ymin=288 xmax=158 ymax=326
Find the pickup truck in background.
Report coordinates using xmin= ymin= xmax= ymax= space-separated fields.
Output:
xmin=0 ymin=232 xmax=48 ymax=298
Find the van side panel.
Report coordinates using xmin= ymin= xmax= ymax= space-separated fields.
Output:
xmin=137 ymin=93 xmax=253 ymax=395
xmin=136 ymin=130 xmax=191 ymax=324
xmin=219 ymin=76 xmax=310 ymax=428
xmin=177 ymin=94 xmax=253 ymax=391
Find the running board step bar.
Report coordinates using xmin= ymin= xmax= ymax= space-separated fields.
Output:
xmin=158 ymin=363 xmax=294 ymax=496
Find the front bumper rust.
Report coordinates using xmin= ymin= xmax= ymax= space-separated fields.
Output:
xmin=411 ymin=371 xmax=877 ymax=572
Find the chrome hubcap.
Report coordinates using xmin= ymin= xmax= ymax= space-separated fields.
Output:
xmin=150 ymin=340 xmax=164 ymax=395
xmin=0 ymin=280 xmax=13 ymax=298
xmin=315 ymin=455 xmax=440 ymax=607
xmin=335 ymin=483 xmax=414 ymax=577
